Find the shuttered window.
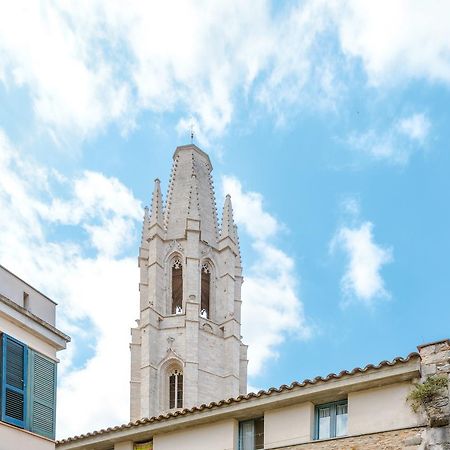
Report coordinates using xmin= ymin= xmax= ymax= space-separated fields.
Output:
xmin=0 ymin=333 xmax=57 ymax=439
xmin=1 ymin=334 xmax=28 ymax=428
xmin=29 ymin=350 xmax=57 ymax=439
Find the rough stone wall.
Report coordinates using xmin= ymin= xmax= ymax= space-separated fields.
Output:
xmin=418 ymin=339 xmax=450 ymax=449
xmin=280 ymin=427 xmax=425 ymax=450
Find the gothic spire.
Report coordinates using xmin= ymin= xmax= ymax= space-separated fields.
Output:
xmin=149 ymin=178 xmax=164 ymax=227
xmin=220 ymin=194 xmax=237 ymax=242
xmin=164 ymin=144 xmax=219 ymax=244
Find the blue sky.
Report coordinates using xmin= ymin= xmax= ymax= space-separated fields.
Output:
xmin=1 ymin=0 xmax=450 ymax=438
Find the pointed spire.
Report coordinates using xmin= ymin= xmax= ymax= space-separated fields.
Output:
xmin=141 ymin=206 xmax=150 ymax=246
xmin=149 ymin=178 xmax=164 ymax=227
xmin=164 ymin=145 xmax=219 ymax=244
xmin=221 ymin=194 xmax=237 ymax=242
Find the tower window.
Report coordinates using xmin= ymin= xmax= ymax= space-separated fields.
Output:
xmin=169 ymin=368 xmax=183 ymax=409
xmin=171 ymin=258 xmax=183 ymax=314
xmin=201 ymin=263 xmax=210 ymax=319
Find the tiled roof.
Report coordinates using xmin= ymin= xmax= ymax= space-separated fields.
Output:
xmin=56 ymin=352 xmax=420 ymax=445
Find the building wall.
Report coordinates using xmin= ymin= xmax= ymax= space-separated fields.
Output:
xmin=348 ymin=382 xmax=422 ymax=435
xmin=0 ymin=314 xmax=56 ymax=359
xmin=0 ymin=422 xmax=55 ymax=450
xmin=153 ymin=419 xmax=237 ymax=450
xmin=264 ymin=402 xmax=315 ymax=448
xmin=0 ymin=265 xmax=55 ymax=325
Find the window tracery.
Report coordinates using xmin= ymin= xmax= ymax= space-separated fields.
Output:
xmin=169 ymin=368 xmax=183 ymax=409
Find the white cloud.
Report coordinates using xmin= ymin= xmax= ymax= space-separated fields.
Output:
xmin=0 ymin=1 xmax=344 ymax=143
xmin=0 ymin=129 xmax=142 ymax=437
xmin=398 ymin=113 xmax=431 ymax=143
xmin=347 ymin=112 xmax=431 ymax=165
xmin=335 ymin=1 xmax=450 ymax=85
xmin=222 ymin=176 xmax=279 ymax=241
xmin=0 ymin=2 xmax=449 ymax=144
xmin=331 ymin=202 xmax=393 ymax=306
xmin=222 ymin=176 xmax=311 ymax=376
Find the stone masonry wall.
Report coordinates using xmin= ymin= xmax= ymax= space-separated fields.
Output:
xmin=280 ymin=427 xmax=425 ymax=450
xmin=418 ymin=339 xmax=450 ymax=450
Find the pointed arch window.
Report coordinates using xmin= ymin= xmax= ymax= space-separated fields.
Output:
xmin=169 ymin=368 xmax=183 ymax=409
xmin=171 ymin=258 xmax=183 ymax=314
xmin=201 ymin=263 xmax=211 ymax=319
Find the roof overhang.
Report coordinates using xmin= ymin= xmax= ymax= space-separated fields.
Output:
xmin=57 ymin=353 xmax=420 ymax=449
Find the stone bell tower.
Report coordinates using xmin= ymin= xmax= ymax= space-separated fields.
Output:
xmin=130 ymin=144 xmax=248 ymax=421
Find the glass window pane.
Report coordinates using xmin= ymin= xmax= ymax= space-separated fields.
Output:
xmin=240 ymin=421 xmax=254 ymax=450
xmin=336 ymin=404 xmax=348 ymax=437
xmin=254 ymin=417 xmax=264 ymax=449
xmin=318 ymin=407 xmax=331 ymax=439
xmin=169 ymin=374 xmax=175 ymax=409
xmin=177 ymin=374 xmax=183 ymax=408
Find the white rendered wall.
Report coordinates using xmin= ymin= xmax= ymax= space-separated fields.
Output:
xmin=0 ymin=266 xmax=56 ymax=325
xmin=348 ymin=381 xmax=422 ymax=435
xmin=0 ymin=422 xmax=54 ymax=450
xmin=0 ymin=314 xmax=56 ymax=359
xmin=153 ymin=419 xmax=237 ymax=450
xmin=264 ymin=402 xmax=314 ymax=448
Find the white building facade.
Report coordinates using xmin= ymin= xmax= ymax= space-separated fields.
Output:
xmin=130 ymin=144 xmax=248 ymax=421
xmin=0 ymin=264 xmax=70 ymax=450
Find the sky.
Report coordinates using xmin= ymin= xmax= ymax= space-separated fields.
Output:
xmin=0 ymin=0 xmax=450 ymax=439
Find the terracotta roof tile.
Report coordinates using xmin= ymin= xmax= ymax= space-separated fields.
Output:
xmin=56 ymin=352 xmax=419 ymax=445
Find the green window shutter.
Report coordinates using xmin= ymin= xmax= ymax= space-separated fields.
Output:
xmin=1 ymin=334 xmax=28 ymax=428
xmin=29 ymin=350 xmax=57 ymax=439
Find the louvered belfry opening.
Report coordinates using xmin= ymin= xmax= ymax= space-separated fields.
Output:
xmin=201 ymin=263 xmax=211 ymax=318
xmin=169 ymin=368 xmax=183 ymax=409
xmin=171 ymin=258 xmax=183 ymax=314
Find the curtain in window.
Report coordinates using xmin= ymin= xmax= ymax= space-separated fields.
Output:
xmin=335 ymin=403 xmax=348 ymax=437
xmin=318 ymin=407 xmax=331 ymax=439
xmin=240 ymin=420 xmax=254 ymax=450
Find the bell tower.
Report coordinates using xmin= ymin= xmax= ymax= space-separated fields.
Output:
xmin=130 ymin=144 xmax=248 ymax=421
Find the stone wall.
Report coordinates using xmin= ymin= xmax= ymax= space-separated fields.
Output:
xmin=418 ymin=339 xmax=450 ymax=449
xmin=279 ymin=427 xmax=425 ymax=450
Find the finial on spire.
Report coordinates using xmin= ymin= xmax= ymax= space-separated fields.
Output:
xmin=149 ymin=178 xmax=164 ymax=227
xmin=220 ymin=194 xmax=237 ymax=242
xmin=190 ymin=122 xmax=194 ymax=144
